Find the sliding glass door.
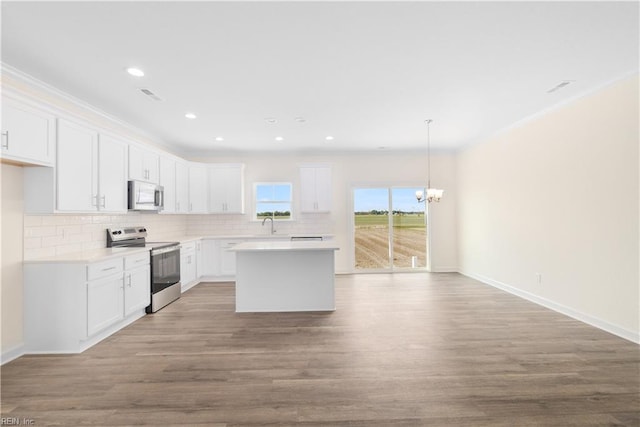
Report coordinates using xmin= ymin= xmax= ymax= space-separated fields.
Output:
xmin=354 ymin=188 xmax=391 ymax=270
xmin=353 ymin=187 xmax=427 ymax=271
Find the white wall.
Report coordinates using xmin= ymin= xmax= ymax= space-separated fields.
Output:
xmin=1 ymin=164 xmax=25 ymax=357
xmin=191 ymin=151 xmax=458 ymax=273
xmin=457 ymin=74 xmax=639 ymax=342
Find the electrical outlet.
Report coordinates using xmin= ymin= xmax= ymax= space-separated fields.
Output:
xmin=535 ymin=273 xmax=542 ymax=284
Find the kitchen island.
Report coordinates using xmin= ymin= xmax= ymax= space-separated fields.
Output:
xmin=230 ymin=240 xmax=339 ymax=312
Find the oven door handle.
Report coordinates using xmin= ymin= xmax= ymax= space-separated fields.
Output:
xmin=151 ymin=245 xmax=181 ymax=256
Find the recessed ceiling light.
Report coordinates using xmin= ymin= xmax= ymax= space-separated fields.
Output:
xmin=126 ymin=67 xmax=145 ymax=77
xmin=325 ymin=136 xmax=335 ymax=141
xmin=265 ymin=118 xmax=277 ymax=124
xmin=215 ymin=137 xmax=224 ymax=142
xmin=275 ymin=136 xmax=284 ymax=142
xmin=295 ymin=117 xmax=306 ymax=123
xmin=185 ymin=113 xmax=197 ymax=119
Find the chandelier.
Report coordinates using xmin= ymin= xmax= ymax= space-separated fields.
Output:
xmin=416 ymin=119 xmax=444 ymax=203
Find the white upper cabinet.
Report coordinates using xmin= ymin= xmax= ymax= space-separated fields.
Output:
xmin=188 ymin=163 xmax=208 ymax=213
xmin=56 ymin=119 xmax=99 ymax=211
xmin=300 ymin=165 xmax=332 ymax=213
xmin=159 ymin=155 xmax=176 ymax=214
xmin=55 ymin=120 xmax=127 ymax=213
xmin=208 ymin=164 xmax=245 ymax=214
xmin=1 ymin=96 xmax=55 ymax=166
xmin=98 ymin=134 xmax=128 ymax=213
xmin=129 ymin=144 xmax=159 ymax=183
xmin=175 ymin=160 xmax=189 ymax=213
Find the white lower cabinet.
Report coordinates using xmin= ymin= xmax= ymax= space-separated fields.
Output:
xmin=180 ymin=242 xmax=198 ymax=291
xmin=199 ymin=239 xmax=218 ymax=277
xmin=24 ymin=251 xmax=150 ymax=354
xmin=124 ymin=252 xmax=151 ymax=315
xmin=198 ymin=237 xmax=293 ymax=281
xmin=87 ymin=274 xmax=124 ymax=336
xmin=219 ymin=239 xmax=243 ymax=276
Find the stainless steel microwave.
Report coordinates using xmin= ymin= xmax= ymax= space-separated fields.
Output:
xmin=128 ymin=180 xmax=164 ymax=211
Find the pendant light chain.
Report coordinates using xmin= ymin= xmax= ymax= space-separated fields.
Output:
xmin=426 ymin=119 xmax=432 ymax=189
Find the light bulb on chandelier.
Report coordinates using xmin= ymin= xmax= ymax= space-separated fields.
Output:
xmin=416 ymin=119 xmax=444 ymax=203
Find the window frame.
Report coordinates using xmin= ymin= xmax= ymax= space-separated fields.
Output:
xmin=253 ymin=182 xmax=294 ymax=221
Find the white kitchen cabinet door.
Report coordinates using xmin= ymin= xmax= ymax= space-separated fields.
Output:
xmin=87 ymin=275 xmax=124 ymax=337
xmin=188 ymin=164 xmax=208 ymax=213
xmin=175 ymin=161 xmax=189 ymax=213
xmin=300 ymin=165 xmax=331 ymax=213
xmin=181 ymin=249 xmax=197 ymax=289
xmin=124 ymin=266 xmax=150 ymax=316
xmin=199 ymin=239 xmax=218 ymax=277
xmin=57 ymin=119 xmax=99 ymax=212
xmin=129 ymin=145 xmax=159 ymax=183
xmin=208 ymin=164 xmax=244 ymax=213
xmin=219 ymin=239 xmax=241 ymax=276
xmin=195 ymin=240 xmax=203 ymax=279
xmin=1 ymin=97 xmax=56 ymax=166
xmin=98 ymin=134 xmax=128 ymax=213
xmin=159 ymin=156 xmax=176 ymax=214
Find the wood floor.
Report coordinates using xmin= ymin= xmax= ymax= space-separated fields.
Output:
xmin=2 ymin=273 xmax=639 ymax=426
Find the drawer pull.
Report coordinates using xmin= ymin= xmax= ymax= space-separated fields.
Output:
xmin=101 ymin=266 xmax=117 ymax=272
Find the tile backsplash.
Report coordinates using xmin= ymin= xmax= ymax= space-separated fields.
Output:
xmin=23 ymin=213 xmax=188 ymax=260
xmin=23 ymin=212 xmax=334 ymax=260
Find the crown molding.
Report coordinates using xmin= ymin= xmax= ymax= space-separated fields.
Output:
xmin=0 ymin=62 xmax=179 ymax=155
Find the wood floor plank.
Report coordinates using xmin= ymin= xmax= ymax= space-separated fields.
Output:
xmin=1 ymin=273 xmax=638 ymax=425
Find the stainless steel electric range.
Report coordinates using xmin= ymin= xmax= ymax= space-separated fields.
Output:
xmin=107 ymin=227 xmax=181 ymax=313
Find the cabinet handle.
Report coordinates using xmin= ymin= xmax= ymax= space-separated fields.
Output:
xmin=100 ymin=195 xmax=106 ymax=208
xmin=127 ymin=274 xmax=132 ymax=287
xmin=190 ymin=203 xmax=193 ymax=212
xmin=176 ymin=201 xmax=180 ymax=211
xmin=92 ymin=195 xmax=99 ymax=207
xmin=1 ymin=131 xmax=8 ymax=150
xmin=101 ymin=266 xmax=117 ymax=272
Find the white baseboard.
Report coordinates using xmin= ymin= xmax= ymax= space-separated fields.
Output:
xmin=1 ymin=343 xmax=25 ymax=365
xmin=430 ymin=266 xmax=458 ymax=273
xmin=460 ymin=271 xmax=639 ymax=344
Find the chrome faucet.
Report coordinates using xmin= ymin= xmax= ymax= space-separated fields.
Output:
xmin=262 ymin=216 xmax=276 ymax=235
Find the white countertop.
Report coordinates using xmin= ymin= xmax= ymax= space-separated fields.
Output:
xmin=24 ymin=234 xmax=335 ymax=263
xmin=23 ymin=246 xmax=150 ymax=264
xmin=195 ymin=234 xmax=333 ymax=240
xmin=230 ymin=241 xmax=339 ymax=252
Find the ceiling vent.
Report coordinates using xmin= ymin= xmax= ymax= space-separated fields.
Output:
xmin=547 ymin=80 xmax=575 ymax=94
xmin=139 ymin=88 xmax=163 ymax=101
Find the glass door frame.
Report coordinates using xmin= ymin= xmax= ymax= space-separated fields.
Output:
xmin=350 ymin=184 xmax=431 ymax=273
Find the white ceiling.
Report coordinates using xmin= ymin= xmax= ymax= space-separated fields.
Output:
xmin=2 ymin=1 xmax=638 ymax=154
